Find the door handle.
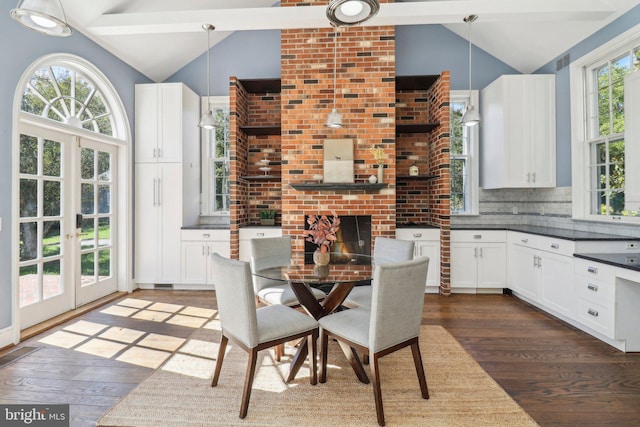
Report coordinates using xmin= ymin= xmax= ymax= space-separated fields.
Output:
xmin=153 ymin=178 xmax=157 ymax=206
xmin=157 ymin=178 xmax=162 ymax=206
xmin=479 ymin=247 xmax=483 ymax=258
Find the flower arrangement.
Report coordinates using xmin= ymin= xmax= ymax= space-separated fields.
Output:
xmin=303 ymin=212 xmax=341 ymax=254
xmin=370 ymin=145 xmax=385 ymax=166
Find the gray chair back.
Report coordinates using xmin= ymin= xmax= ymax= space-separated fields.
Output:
xmin=369 ymin=257 xmax=429 ymax=353
xmin=211 ymin=253 xmax=259 ymax=348
xmin=249 ymin=236 xmax=292 ymax=293
xmin=373 ymin=236 xmax=414 ymax=265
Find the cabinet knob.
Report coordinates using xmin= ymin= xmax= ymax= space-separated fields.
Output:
xmin=203 ymin=233 xmax=210 ymax=238
xmin=587 ymin=308 xmax=599 ymax=317
xmin=521 ymin=238 xmax=528 ymax=243
xmin=550 ymin=243 xmax=559 ymax=249
xmin=257 ymin=233 xmax=265 ymax=237
xmin=587 ymin=283 xmax=598 ymax=292
xmin=413 ymin=233 xmax=422 ymax=238
xmin=587 ymin=266 xmax=598 ymax=274
xmin=473 ymin=234 xmax=482 ymax=239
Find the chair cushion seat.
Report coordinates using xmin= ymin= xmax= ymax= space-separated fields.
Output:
xmin=256 ymin=304 xmax=318 ymax=344
xmin=343 ymin=285 xmax=372 ymax=308
xmin=318 ymin=307 xmax=370 ymax=348
xmin=257 ymin=284 xmax=325 ymax=306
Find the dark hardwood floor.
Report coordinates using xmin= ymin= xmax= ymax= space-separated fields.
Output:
xmin=1 ymin=290 xmax=639 ymax=426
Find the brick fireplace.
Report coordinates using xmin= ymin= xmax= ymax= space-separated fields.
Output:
xmin=229 ymin=0 xmax=451 ymax=294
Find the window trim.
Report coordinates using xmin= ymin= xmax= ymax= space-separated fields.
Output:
xmin=200 ymin=95 xmax=230 ymax=217
xmin=570 ymin=23 xmax=640 ymax=223
xmin=450 ymin=90 xmax=479 ymax=216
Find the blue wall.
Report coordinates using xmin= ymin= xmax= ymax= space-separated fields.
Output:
xmin=535 ymin=3 xmax=640 ymax=187
xmin=0 ymin=10 xmax=150 ymax=330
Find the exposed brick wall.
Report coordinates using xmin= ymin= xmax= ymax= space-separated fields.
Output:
xmin=229 ymin=0 xmax=451 ymax=292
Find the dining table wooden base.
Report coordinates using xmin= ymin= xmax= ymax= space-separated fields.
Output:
xmin=285 ymin=280 xmax=369 ymax=384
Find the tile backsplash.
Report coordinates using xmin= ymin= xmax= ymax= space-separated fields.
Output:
xmin=451 ymin=186 xmax=640 ymax=238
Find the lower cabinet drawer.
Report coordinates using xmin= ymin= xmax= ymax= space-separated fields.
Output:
xmin=575 ymin=274 xmax=615 ymax=306
xmin=577 ymin=297 xmax=614 ymax=338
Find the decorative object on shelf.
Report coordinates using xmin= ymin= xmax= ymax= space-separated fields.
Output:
xmin=326 ymin=0 xmax=380 ymax=27
xmin=10 ymin=0 xmax=72 ymax=36
xmin=368 ymin=174 xmax=378 ymax=183
xmin=259 ymin=154 xmax=271 ymax=176
xmin=259 ymin=210 xmax=276 ymax=226
xmin=462 ymin=14 xmax=481 ymax=127
xmin=313 ymin=174 xmax=324 ymax=182
xmin=199 ymin=24 xmax=217 ymax=129
xmin=325 ymin=24 xmax=343 ymax=128
xmin=370 ymin=144 xmax=385 ymax=183
xmin=409 ymin=163 xmax=419 ymax=176
xmin=324 ymin=139 xmax=354 ymax=183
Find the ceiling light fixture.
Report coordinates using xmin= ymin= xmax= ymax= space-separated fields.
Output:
xmin=325 ymin=25 xmax=343 ymax=129
xmin=462 ymin=14 xmax=480 ymax=127
xmin=10 ymin=0 xmax=72 ymax=36
xmin=326 ymin=0 xmax=379 ymax=27
xmin=199 ymin=24 xmax=216 ymax=129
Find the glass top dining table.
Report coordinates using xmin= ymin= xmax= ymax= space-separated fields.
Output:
xmin=253 ymin=251 xmax=373 ymax=384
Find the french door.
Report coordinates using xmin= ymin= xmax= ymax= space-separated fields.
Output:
xmin=18 ymin=124 xmax=118 ymax=328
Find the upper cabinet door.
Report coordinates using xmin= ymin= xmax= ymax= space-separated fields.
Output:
xmin=481 ymin=74 xmax=556 ymax=189
xmin=625 ymin=72 xmax=640 ymax=212
xmin=134 ymin=83 xmax=186 ymax=163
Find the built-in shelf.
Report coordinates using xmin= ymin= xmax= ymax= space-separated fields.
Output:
xmin=239 ymin=125 xmax=281 ymax=136
xmin=397 ymin=175 xmax=439 ymax=181
xmin=239 ymin=78 xmax=281 ymax=94
xmin=290 ymin=182 xmax=387 ymax=191
xmin=396 ymin=75 xmax=439 ymax=91
xmin=241 ymin=175 xmax=281 ymax=181
xmin=395 ymin=123 xmax=439 ymax=135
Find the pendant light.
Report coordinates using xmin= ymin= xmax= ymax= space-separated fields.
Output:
xmin=325 ymin=25 xmax=343 ymax=129
xmin=326 ymin=0 xmax=379 ymax=27
xmin=199 ymin=24 xmax=216 ymax=129
xmin=461 ymin=14 xmax=480 ymax=127
xmin=10 ymin=0 xmax=72 ymax=36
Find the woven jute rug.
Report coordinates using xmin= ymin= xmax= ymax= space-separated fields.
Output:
xmin=99 ymin=321 xmax=539 ymax=427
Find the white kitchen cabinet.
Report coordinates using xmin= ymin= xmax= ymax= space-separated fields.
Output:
xmin=134 ymin=83 xmax=200 ymax=288
xmin=239 ymin=227 xmax=283 ymax=262
xmin=451 ymin=230 xmax=506 ymax=293
xmin=135 ymin=83 xmax=199 ymax=163
xmin=574 ymin=258 xmax=616 ymax=339
xmin=624 ymin=71 xmax=640 ymax=212
xmin=481 ymin=74 xmax=556 ymax=189
xmin=180 ymin=230 xmax=230 ymax=288
xmin=396 ymin=228 xmax=440 ymax=291
xmin=507 ymin=232 xmax=575 ymax=317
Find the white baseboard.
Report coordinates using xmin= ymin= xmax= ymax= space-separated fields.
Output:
xmin=0 ymin=326 xmax=18 ymax=349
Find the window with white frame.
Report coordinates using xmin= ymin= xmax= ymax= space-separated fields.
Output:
xmin=450 ymin=91 xmax=479 ymax=215
xmin=201 ymin=96 xmax=230 ymax=216
xmin=571 ymin=25 xmax=640 ymax=221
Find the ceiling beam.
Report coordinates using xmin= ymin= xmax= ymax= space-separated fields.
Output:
xmin=88 ymin=0 xmax=617 ymax=36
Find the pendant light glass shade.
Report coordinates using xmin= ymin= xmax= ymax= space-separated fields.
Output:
xmin=462 ymin=14 xmax=480 ymax=127
xmin=199 ymin=24 xmax=217 ymax=129
xmin=10 ymin=0 xmax=72 ymax=36
xmin=325 ymin=108 xmax=343 ymax=128
xmin=325 ymin=25 xmax=342 ymax=129
xmin=326 ymin=0 xmax=379 ymax=27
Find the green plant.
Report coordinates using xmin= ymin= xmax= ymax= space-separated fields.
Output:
xmin=259 ymin=210 xmax=276 ymax=220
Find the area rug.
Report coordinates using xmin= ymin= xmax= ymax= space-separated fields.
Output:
xmin=99 ymin=322 xmax=539 ymax=427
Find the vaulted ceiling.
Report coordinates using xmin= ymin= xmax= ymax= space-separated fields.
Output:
xmin=59 ymin=0 xmax=640 ymax=82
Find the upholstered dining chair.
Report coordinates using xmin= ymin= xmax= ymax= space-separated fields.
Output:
xmin=250 ymin=236 xmax=326 ymax=306
xmin=210 ymin=253 xmax=319 ymax=419
xmin=318 ymin=257 xmax=430 ymax=426
xmin=342 ymin=236 xmax=415 ymax=308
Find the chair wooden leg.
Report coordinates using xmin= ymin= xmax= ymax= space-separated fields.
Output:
xmin=319 ymin=329 xmax=329 ymax=383
xmin=411 ymin=341 xmax=429 ymax=399
xmin=370 ymin=353 xmax=385 ymax=426
xmin=308 ymin=329 xmax=318 ymax=385
xmin=275 ymin=343 xmax=284 ymax=362
xmin=240 ymin=348 xmax=259 ymax=419
xmin=211 ymin=335 xmax=228 ymax=387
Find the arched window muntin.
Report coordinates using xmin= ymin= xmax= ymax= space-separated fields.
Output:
xmin=17 ymin=54 xmax=128 ymax=142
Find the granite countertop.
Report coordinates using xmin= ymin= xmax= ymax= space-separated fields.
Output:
xmin=451 ymin=224 xmax=634 ymax=241
xmin=182 ymin=224 xmax=230 ymax=230
xmin=396 ymin=223 xmax=439 ymax=229
xmin=574 ymin=253 xmax=640 ymax=272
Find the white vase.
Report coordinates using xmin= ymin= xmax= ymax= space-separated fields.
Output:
xmin=368 ymin=175 xmax=377 ymax=183
xmin=377 ymin=165 xmax=384 ymax=183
